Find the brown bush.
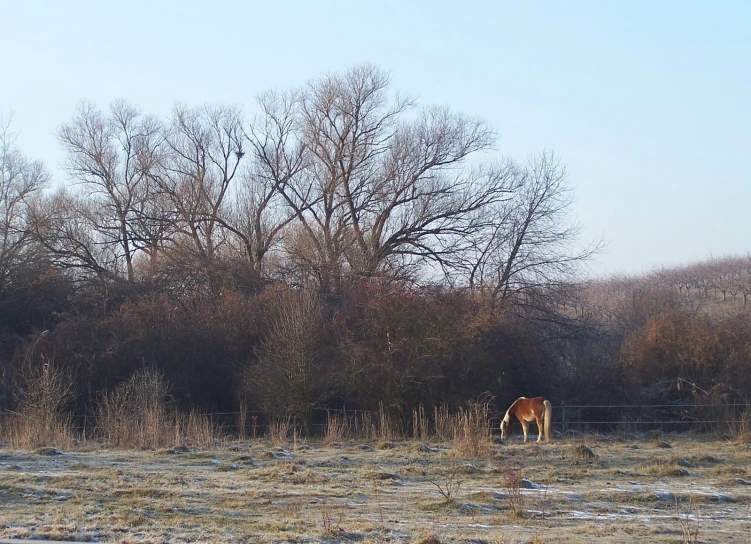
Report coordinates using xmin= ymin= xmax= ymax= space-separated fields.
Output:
xmin=620 ymin=310 xmax=751 ymax=390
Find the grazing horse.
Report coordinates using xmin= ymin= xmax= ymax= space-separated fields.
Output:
xmin=500 ymin=397 xmax=552 ymax=443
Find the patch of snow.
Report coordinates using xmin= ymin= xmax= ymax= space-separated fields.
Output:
xmin=520 ymin=478 xmax=541 ymax=489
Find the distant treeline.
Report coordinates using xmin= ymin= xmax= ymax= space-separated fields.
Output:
xmin=1 ymin=65 xmax=749 ymax=432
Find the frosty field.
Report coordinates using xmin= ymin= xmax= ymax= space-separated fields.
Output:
xmin=1 ymin=435 xmax=750 ymax=543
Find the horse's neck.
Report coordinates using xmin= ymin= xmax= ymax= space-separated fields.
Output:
xmin=503 ymin=408 xmax=513 ymax=423
xmin=507 ymin=398 xmax=523 ymax=417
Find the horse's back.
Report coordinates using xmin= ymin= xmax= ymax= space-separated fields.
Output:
xmin=513 ymin=396 xmax=548 ymax=418
xmin=531 ymin=396 xmax=548 ymax=408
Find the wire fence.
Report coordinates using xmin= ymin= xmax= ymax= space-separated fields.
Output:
xmin=555 ymin=402 xmax=751 ymax=434
xmin=2 ymin=402 xmax=750 ymax=437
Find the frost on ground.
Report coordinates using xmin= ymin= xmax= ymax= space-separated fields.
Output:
xmin=1 ymin=435 xmax=750 ymax=543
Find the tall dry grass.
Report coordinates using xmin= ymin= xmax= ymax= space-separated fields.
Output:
xmin=174 ymin=411 xmax=218 ymax=448
xmin=97 ymin=368 xmax=169 ymax=448
xmin=314 ymin=401 xmax=495 ymax=455
xmin=728 ymin=409 xmax=751 ymax=443
xmin=267 ymin=416 xmax=293 ymax=447
xmin=433 ymin=404 xmax=452 ymax=442
xmin=323 ymin=411 xmax=351 ymax=444
xmin=376 ymin=402 xmax=400 ymax=442
xmin=412 ymin=404 xmax=429 ymax=442
xmin=316 ymin=400 xmax=493 ymax=456
xmin=237 ymin=396 xmax=249 ymax=440
xmin=358 ymin=403 xmax=400 ymax=442
xmin=97 ymin=368 xmax=217 ymax=449
xmin=450 ymin=400 xmax=493 ymax=458
xmin=2 ymin=361 xmax=497 ymax=455
xmin=1 ymin=358 xmax=77 ymax=449
xmin=0 ymin=412 xmax=76 ymax=450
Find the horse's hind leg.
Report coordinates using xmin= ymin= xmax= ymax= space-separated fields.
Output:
xmin=535 ymin=417 xmax=543 ymax=442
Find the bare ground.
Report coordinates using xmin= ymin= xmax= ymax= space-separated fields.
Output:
xmin=1 ymin=434 xmax=750 ymax=543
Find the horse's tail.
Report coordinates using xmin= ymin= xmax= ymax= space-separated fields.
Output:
xmin=543 ymin=399 xmax=553 ymax=443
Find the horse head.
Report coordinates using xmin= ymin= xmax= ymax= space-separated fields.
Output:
xmin=500 ymin=414 xmax=512 ymax=440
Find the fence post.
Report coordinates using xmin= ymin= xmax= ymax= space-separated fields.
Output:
xmin=561 ymin=400 xmax=566 ymax=434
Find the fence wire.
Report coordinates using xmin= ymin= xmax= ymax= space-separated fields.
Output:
xmin=2 ymin=402 xmax=749 ymax=436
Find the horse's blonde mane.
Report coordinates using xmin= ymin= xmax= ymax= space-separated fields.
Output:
xmin=506 ymin=396 xmax=526 ymax=416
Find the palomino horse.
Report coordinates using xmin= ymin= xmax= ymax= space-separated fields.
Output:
xmin=500 ymin=397 xmax=552 ymax=443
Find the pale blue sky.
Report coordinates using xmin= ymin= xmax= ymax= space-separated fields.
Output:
xmin=2 ymin=1 xmax=749 ymax=277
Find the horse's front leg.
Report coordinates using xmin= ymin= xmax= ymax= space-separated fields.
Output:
xmin=521 ymin=420 xmax=529 ymax=442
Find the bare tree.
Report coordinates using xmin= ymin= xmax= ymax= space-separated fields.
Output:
xmin=263 ymin=64 xmax=507 ymax=291
xmin=56 ymin=100 xmax=163 ymax=282
xmin=724 ymin=257 xmax=746 ymax=306
xmin=225 ymin=91 xmax=303 ymax=276
xmin=155 ymin=104 xmax=245 ymax=291
xmin=345 ymin=106 xmax=509 ymax=278
xmin=738 ymin=256 xmax=751 ymax=307
xmin=29 ymin=189 xmax=120 ymax=282
xmin=0 ymin=115 xmax=49 ymax=293
xmin=465 ymin=151 xmax=599 ymax=313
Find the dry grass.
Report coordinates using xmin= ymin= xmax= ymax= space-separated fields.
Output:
xmin=373 ymin=402 xmax=399 ymax=442
xmin=498 ymin=459 xmax=526 ymax=516
xmin=2 ymin=434 xmax=748 ymax=542
xmin=4 ymin=381 xmax=751 ymax=543
xmin=412 ymin=533 xmax=443 ymax=544
xmin=236 ymin=395 xmax=250 ymax=440
xmin=450 ymin=399 xmax=493 ymax=458
xmin=3 ymin=357 xmax=77 ymax=449
xmin=96 ymin=369 xmax=218 ymax=449
xmin=433 ymin=403 xmax=452 ymax=442
xmin=0 ymin=411 xmax=76 ymax=450
xmin=0 ymin=369 xmax=206 ymax=454
xmin=323 ymin=411 xmax=351 ymax=444
xmin=729 ymin=409 xmax=751 ymax=443
xmin=175 ymin=410 xmax=219 ymax=448
xmin=675 ymin=491 xmax=701 ymax=543
xmin=266 ymin=416 xmax=293 ymax=447
xmin=413 ymin=404 xmax=430 ymax=442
